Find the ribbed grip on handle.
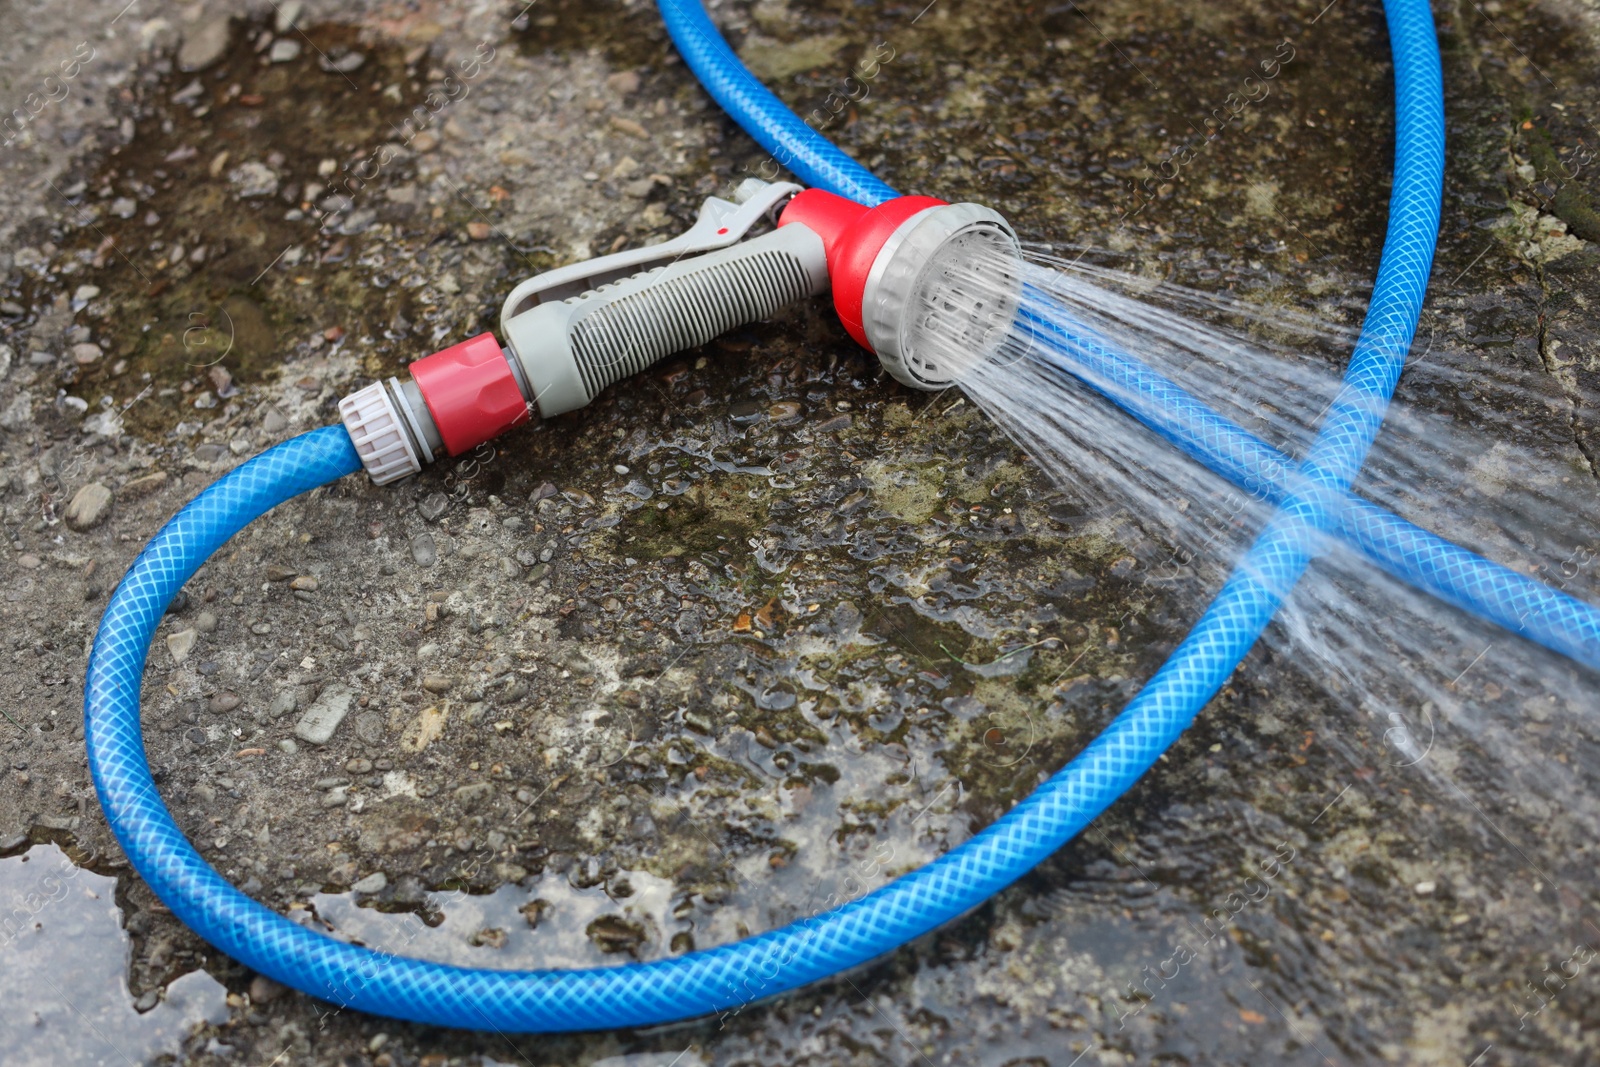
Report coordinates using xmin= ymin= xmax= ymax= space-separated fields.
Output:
xmin=503 ymin=225 xmax=829 ymax=418
xmin=572 ymin=244 xmax=814 ymax=396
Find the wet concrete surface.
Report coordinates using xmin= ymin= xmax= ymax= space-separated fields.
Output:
xmin=0 ymin=0 xmax=1597 ymax=1064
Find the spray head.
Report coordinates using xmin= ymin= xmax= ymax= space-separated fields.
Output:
xmin=778 ymin=190 xmax=1023 ymax=390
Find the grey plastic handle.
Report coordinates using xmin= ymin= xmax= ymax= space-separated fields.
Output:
xmin=500 ymin=179 xmax=804 ymax=325
xmin=504 ymin=224 xmax=829 ymax=418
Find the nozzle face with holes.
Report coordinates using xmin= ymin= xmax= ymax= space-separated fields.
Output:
xmin=504 ymin=224 xmax=828 ymax=418
xmin=864 ymin=204 xmax=1022 ymax=390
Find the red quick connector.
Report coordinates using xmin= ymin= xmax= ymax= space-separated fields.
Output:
xmin=338 ymin=332 xmax=532 ymax=486
xmin=409 ymin=333 xmax=531 ymax=456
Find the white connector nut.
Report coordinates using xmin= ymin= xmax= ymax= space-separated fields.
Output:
xmin=338 ymin=381 xmax=423 ymax=485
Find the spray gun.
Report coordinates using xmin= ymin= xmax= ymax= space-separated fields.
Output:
xmin=338 ymin=179 xmax=1023 ymax=484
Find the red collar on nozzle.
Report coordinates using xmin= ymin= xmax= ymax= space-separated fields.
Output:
xmin=778 ymin=189 xmax=946 ymax=351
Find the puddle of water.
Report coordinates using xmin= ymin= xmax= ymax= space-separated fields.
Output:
xmin=0 ymin=843 xmax=227 ymax=1066
xmin=299 ymin=867 xmax=685 ymax=970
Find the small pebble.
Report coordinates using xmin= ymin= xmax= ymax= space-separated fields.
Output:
xmin=71 ymin=342 xmax=103 ymax=365
xmin=418 ymin=492 xmax=449 ymax=522
xmin=269 ymin=38 xmax=301 ymax=63
xmin=194 ymin=611 xmax=218 ymax=634
xmin=248 ymin=975 xmax=285 ymax=1004
xmin=208 ymin=692 xmax=241 ymax=715
xmin=322 ymin=50 xmax=365 ymax=73
xmin=269 ymin=690 xmax=297 ymax=718
xmin=352 ymin=872 xmax=387 ymax=894
xmin=354 ymin=711 xmax=385 ymax=744
xmin=609 ymin=115 xmax=649 ymax=139
xmin=289 ymin=575 xmax=319 ymax=592
xmin=422 ymin=675 xmax=455 ymax=694
xmin=178 ymin=13 xmax=232 ymax=71
xmin=293 ymin=684 xmax=355 ymax=745
xmin=121 ymin=471 xmax=169 ymax=500
xmin=277 ymin=739 xmax=298 ymax=755
xmin=229 ymin=161 xmax=280 ymax=199
xmin=1414 ymin=880 xmax=1437 ymax=896
xmin=466 ymin=221 xmax=492 ymax=241
xmin=345 ymin=758 xmax=373 ymax=774
xmin=65 ymin=483 xmax=113 ymax=530
xmin=167 ymin=628 xmax=198 ymax=664
xmin=411 ymin=533 xmax=438 ymax=567
xmin=471 ymin=927 xmax=508 ymax=949
xmin=606 ymin=70 xmax=642 ymax=95
xmin=273 ymin=0 xmax=303 ymax=32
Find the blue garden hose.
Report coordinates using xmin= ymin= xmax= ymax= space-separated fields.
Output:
xmin=87 ymin=0 xmax=1455 ymax=1032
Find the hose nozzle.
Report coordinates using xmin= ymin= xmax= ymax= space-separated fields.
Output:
xmin=778 ymin=190 xmax=1023 ymax=390
xmin=337 ymin=182 xmax=1023 ymax=485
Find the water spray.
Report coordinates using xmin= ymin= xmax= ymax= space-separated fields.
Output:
xmin=80 ymin=0 xmax=1593 ymax=1035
